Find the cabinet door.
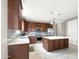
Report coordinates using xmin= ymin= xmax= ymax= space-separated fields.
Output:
xmin=24 ymin=20 xmax=28 ymax=32
xmin=54 ymin=40 xmax=60 ymax=50
xmin=46 ymin=24 xmax=53 ymax=28
xmin=18 ymin=1 xmax=22 ymax=30
xmin=18 ymin=18 xmax=22 ymax=30
xmin=29 ymin=36 xmax=36 ymax=44
xmin=8 ymin=0 xmax=22 ymax=29
xmin=8 ymin=0 xmax=18 ymax=29
xmin=28 ymin=23 xmax=32 ymax=32
xmin=8 ymin=44 xmax=29 ymax=59
xmin=48 ymin=40 xmax=55 ymax=51
xmin=42 ymin=38 xmax=49 ymax=51
xmin=60 ymin=39 xmax=65 ymax=49
xmin=28 ymin=23 xmax=36 ymax=32
xmin=41 ymin=24 xmax=46 ymax=32
xmin=32 ymin=23 xmax=36 ymax=32
xmin=64 ymin=39 xmax=69 ymax=48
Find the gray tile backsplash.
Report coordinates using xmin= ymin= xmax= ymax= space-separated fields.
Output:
xmin=8 ymin=29 xmax=20 ymax=39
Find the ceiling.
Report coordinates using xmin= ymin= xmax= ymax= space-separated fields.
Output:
xmin=22 ymin=0 xmax=78 ymax=23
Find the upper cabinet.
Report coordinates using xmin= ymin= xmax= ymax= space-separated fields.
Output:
xmin=41 ymin=23 xmax=46 ymax=32
xmin=8 ymin=0 xmax=23 ymax=29
xmin=46 ymin=24 xmax=53 ymax=28
xmin=28 ymin=22 xmax=53 ymax=32
xmin=28 ymin=23 xmax=36 ymax=32
xmin=24 ymin=20 xmax=28 ymax=32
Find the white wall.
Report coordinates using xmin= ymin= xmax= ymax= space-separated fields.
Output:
xmin=56 ymin=22 xmax=63 ymax=36
xmin=1 ymin=0 xmax=8 ymax=59
xmin=66 ymin=18 xmax=78 ymax=46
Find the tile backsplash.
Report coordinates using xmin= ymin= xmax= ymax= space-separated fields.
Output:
xmin=8 ymin=29 xmax=21 ymax=39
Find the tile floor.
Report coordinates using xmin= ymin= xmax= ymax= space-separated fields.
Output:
xmin=29 ymin=43 xmax=78 ymax=59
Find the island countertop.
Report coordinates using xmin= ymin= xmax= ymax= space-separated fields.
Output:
xmin=43 ymin=36 xmax=69 ymax=40
xmin=8 ymin=37 xmax=30 ymax=45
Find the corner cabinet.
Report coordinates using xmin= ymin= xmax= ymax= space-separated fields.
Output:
xmin=8 ymin=0 xmax=23 ymax=29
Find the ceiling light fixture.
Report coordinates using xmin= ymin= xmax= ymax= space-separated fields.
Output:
xmin=36 ymin=8 xmax=39 ymax=10
xmin=50 ymin=18 xmax=57 ymax=25
xmin=50 ymin=22 xmax=53 ymax=25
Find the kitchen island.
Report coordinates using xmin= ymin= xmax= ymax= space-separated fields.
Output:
xmin=42 ymin=36 xmax=69 ymax=52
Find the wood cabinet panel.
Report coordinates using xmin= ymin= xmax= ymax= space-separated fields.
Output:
xmin=8 ymin=0 xmax=18 ymax=29
xmin=28 ymin=23 xmax=36 ymax=32
xmin=29 ymin=36 xmax=36 ymax=44
xmin=8 ymin=0 xmax=22 ymax=29
xmin=42 ymin=38 xmax=49 ymax=51
xmin=42 ymin=38 xmax=55 ymax=51
xmin=42 ymin=38 xmax=69 ymax=52
xmin=60 ymin=39 xmax=65 ymax=49
xmin=48 ymin=40 xmax=55 ymax=51
xmin=64 ymin=39 xmax=69 ymax=48
xmin=46 ymin=24 xmax=53 ymax=28
xmin=8 ymin=44 xmax=29 ymax=59
xmin=41 ymin=24 xmax=46 ymax=32
xmin=54 ymin=40 xmax=60 ymax=50
xmin=32 ymin=23 xmax=36 ymax=31
xmin=28 ymin=22 xmax=53 ymax=32
xmin=24 ymin=20 xmax=28 ymax=32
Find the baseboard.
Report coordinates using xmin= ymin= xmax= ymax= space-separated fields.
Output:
xmin=69 ymin=43 xmax=78 ymax=47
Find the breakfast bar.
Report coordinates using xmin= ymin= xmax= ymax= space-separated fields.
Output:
xmin=42 ymin=36 xmax=69 ymax=52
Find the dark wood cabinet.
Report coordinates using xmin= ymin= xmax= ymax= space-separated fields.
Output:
xmin=42 ymin=38 xmax=69 ymax=52
xmin=8 ymin=0 xmax=23 ymax=29
xmin=28 ymin=23 xmax=36 ymax=32
xmin=54 ymin=40 xmax=60 ymax=50
xmin=29 ymin=36 xmax=36 ymax=44
xmin=64 ymin=39 xmax=69 ymax=48
xmin=42 ymin=38 xmax=55 ymax=51
xmin=8 ymin=44 xmax=29 ymax=59
xmin=28 ymin=22 xmax=53 ymax=32
xmin=41 ymin=24 xmax=46 ymax=32
xmin=24 ymin=20 xmax=28 ymax=32
xmin=59 ymin=39 xmax=65 ymax=49
xmin=46 ymin=24 xmax=53 ymax=28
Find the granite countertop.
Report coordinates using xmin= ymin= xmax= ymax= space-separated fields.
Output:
xmin=8 ymin=36 xmax=30 ymax=45
xmin=43 ymin=36 xmax=69 ymax=40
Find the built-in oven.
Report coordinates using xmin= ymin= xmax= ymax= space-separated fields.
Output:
xmin=36 ymin=36 xmax=42 ymax=41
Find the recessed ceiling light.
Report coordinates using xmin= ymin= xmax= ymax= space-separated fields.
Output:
xmin=36 ymin=8 xmax=39 ymax=10
xmin=50 ymin=22 xmax=53 ymax=25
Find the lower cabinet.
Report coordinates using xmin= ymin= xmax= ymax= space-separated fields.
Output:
xmin=54 ymin=40 xmax=60 ymax=50
xmin=42 ymin=38 xmax=69 ymax=52
xmin=29 ymin=36 xmax=36 ymax=44
xmin=8 ymin=44 xmax=29 ymax=59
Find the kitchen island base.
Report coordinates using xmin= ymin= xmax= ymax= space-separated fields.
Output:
xmin=42 ymin=36 xmax=69 ymax=52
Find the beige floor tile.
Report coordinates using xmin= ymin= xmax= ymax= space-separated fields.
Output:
xmin=29 ymin=52 xmax=42 ymax=59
